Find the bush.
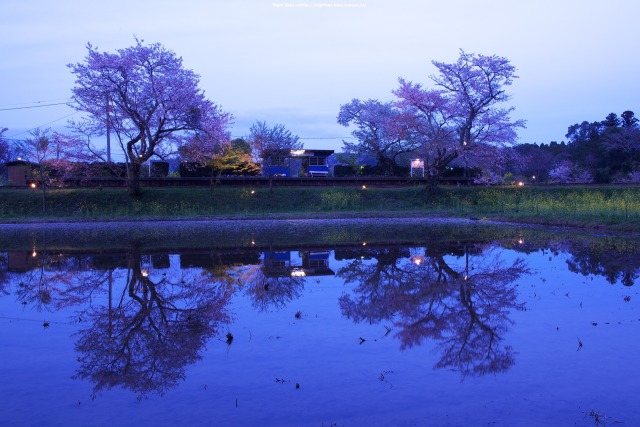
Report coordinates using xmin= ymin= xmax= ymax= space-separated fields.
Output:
xmin=334 ymin=165 xmax=356 ymax=177
xmin=593 ymin=167 xmax=612 ymax=184
xmin=89 ymin=162 xmax=127 ymax=178
xmin=179 ymin=162 xmax=213 ymax=178
xmin=150 ymin=161 xmax=169 ymax=177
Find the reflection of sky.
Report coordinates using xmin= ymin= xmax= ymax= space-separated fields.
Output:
xmin=0 ymin=245 xmax=638 ymax=426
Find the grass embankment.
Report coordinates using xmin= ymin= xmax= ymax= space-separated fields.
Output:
xmin=1 ymin=185 xmax=639 ymax=231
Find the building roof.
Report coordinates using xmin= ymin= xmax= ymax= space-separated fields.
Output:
xmin=5 ymin=160 xmax=38 ymax=167
xmin=263 ymin=149 xmax=334 ymax=158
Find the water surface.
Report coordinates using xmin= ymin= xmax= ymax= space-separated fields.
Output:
xmin=0 ymin=221 xmax=638 ymax=426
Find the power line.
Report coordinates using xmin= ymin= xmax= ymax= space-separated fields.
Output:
xmin=299 ymin=137 xmax=355 ymax=139
xmin=231 ymin=135 xmax=355 ymax=139
xmin=5 ymin=112 xmax=80 ymax=140
xmin=0 ymin=98 xmax=71 ymax=108
xmin=0 ymin=102 xmax=72 ymax=111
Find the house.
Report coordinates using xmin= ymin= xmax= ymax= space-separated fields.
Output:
xmin=5 ymin=160 xmax=36 ymax=186
xmin=263 ymin=149 xmax=334 ymax=177
xmin=262 ymin=250 xmax=335 ymax=277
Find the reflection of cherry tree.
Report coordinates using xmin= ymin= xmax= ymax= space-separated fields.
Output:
xmin=241 ymin=264 xmax=305 ymax=311
xmin=337 ymin=247 xmax=412 ymax=323
xmin=338 ymin=245 xmax=529 ymax=378
xmin=73 ymin=247 xmax=232 ymax=398
xmin=0 ymin=253 xmax=9 ymax=296
xmin=13 ymin=251 xmax=111 ymax=312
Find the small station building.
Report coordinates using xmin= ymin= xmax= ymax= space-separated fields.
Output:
xmin=262 ymin=250 xmax=335 ymax=277
xmin=263 ymin=149 xmax=334 ymax=177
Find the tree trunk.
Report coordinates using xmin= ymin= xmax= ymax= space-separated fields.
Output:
xmin=41 ymin=186 xmax=47 ymax=214
xmin=427 ymin=176 xmax=439 ymax=194
xmin=128 ymin=163 xmax=142 ymax=197
xmin=38 ymin=167 xmax=47 ymax=214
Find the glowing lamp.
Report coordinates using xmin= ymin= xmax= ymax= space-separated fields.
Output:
xmin=291 ymin=269 xmax=306 ymax=277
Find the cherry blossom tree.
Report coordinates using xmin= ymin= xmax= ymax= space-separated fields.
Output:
xmin=247 ymin=121 xmax=301 ymax=190
xmin=548 ymin=160 xmax=592 ymax=184
xmin=68 ymin=39 xmax=232 ymax=196
xmin=395 ymin=50 xmax=525 ymax=191
xmin=14 ymin=128 xmax=91 ymax=212
xmin=337 ymin=99 xmax=416 ymax=175
xmin=178 ymin=130 xmax=232 ymax=185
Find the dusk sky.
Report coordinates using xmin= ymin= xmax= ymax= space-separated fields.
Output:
xmin=2 ymin=0 xmax=639 ymax=157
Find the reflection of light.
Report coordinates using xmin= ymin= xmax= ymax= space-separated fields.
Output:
xmin=290 ymin=149 xmax=305 ymax=156
xmin=412 ymin=256 xmax=424 ymax=266
xmin=291 ymin=269 xmax=306 ymax=277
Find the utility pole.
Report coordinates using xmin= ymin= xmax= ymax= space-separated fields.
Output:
xmin=106 ymin=94 xmax=111 ymax=163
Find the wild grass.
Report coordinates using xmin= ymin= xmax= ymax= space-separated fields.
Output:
xmin=1 ymin=185 xmax=639 ymax=230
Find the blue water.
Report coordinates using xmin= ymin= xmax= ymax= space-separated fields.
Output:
xmin=0 ymin=229 xmax=638 ymax=426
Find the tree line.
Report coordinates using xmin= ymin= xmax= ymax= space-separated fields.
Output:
xmin=508 ymin=111 xmax=640 ymax=184
xmin=2 ymin=39 xmax=639 ymax=203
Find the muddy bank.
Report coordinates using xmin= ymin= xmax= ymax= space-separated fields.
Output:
xmin=0 ymin=216 xmax=516 ymax=251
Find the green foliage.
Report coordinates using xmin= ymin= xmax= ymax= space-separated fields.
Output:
xmin=319 ymin=190 xmax=362 ymax=211
xmin=503 ymin=172 xmax=514 ymax=184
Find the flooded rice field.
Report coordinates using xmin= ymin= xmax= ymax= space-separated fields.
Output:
xmin=0 ymin=220 xmax=638 ymax=426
